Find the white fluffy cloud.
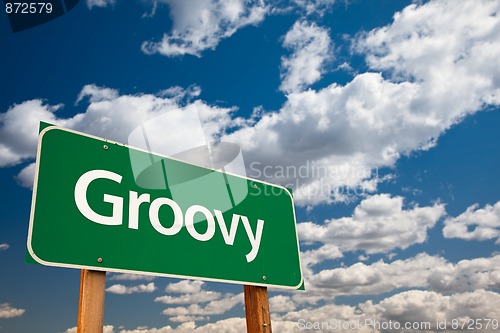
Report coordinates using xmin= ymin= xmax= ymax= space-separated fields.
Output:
xmin=300 ymin=243 xmax=343 ymax=268
xmin=76 ymin=84 xmax=119 ymax=103
xmin=277 ymin=252 xmax=500 ymax=310
xmin=298 ymin=194 xmax=445 ymax=254
xmin=276 ymin=289 xmax=500 ymax=332
xmin=427 ymin=255 xmax=500 ymax=293
xmin=3 ymin=1 xmax=500 ymax=206
xmin=154 ymin=280 xmax=242 ymax=323
xmin=141 ymin=0 xmax=268 ymax=57
xmin=0 ymin=243 xmax=9 ymax=251
xmin=0 ymin=100 xmax=66 ymax=167
xmin=164 ymin=280 xmax=205 ymax=294
xmin=7 ymin=1 xmax=500 ymax=333
xmin=155 ymin=290 xmax=221 ymax=305
xmin=225 ymin=0 xmax=500 ymax=205
xmin=0 ymin=84 xmax=235 ymax=188
xmin=443 ymin=201 xmax=500 ymax=243
xmin=364 ymin=289 xmax=500 ymax=331
xmin=357 ymin=0 xmax=500 ymax=106
xmin=106 ymin=282 xmax=157 ymax=294
xmin=308 ymin=253 xmax=444 ymax=296
xmin=0 ymin=303 xmax=25 ymax=318
xmin=269 ymin=295 xmax=296 ymax=313
xmin=299 ymin=243 xmax=343 ymax=282
xmin=14 ymin=162 xmax=36 ymax=188
xmin=161 ymin=293 xmax=243 ymax=322
xmin=116 ymin=318 xmax=246 ymax=333
xmin=65 ymin=288 xmax=500 ymax=332
xmin=308 ymin=254 xmax=500 ymax=297
xmin=4 ymin=1 xmax=497 ymax=207
xmin=280 ymin=20 xmax=332 ymax=93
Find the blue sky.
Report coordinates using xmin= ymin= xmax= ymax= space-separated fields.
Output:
xmin=1 ymin=0 xmax=500 ymax=332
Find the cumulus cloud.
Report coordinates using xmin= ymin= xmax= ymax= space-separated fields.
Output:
xmin=165 ymin=280 xmax=205 ymax=294
xmin=275 ymin=289 xmax=500 ymax=332
xmin=116 ymin=318 xmax=245 ymax=333
xmin=0 ymin=243 xmax=9 ymax=251
xmin=155 ymin=283 xmax=221 ymax=305
xmin=297 ymin=194 xmax=445 ymax=254
xmin=154 ymin=280 xmax=242 ymax=323
xmin=364 ymin=289 xmax=500 ymax=331
xmin=161 ymin=293 xmax=244 ymax=323
xmin=3 ymin=1 xmax=500 ymax=207
xmin=3 ymin=1 xmax=497 ymax=207
xmin=443 ymin=201 xmax=500 ymax=243
xmin=0 ymin=303 xmax=25 ymax=318
xmin=299 ymin=243 xmax=343 ymax=281
xmin=0 ymin=84 xmax=235 ymax=188
xmin=76 ymin=84 xmax=119 ymax=104
xmin=280 ymin=20 xmax=333 ymax=93
xmin=307 ymin=253 xmax=445 ymax=297
xmin=303 ymin=253 xmax=500 ymax=300
xmin=269 ymin=295 xmax=296 ymax=313
xmin=225 ymin=0 xmax=500 ymax=205
xmin=15 ymin=162 xmax=36 ymax=188
xmin=183 ymin=318 xmax=246 ymax=333
xmin=427 ymin=255 xmax=500 ymax=293
xmin=300 ymin=243 xmax=343 ymax=267
xmin=357 ymin=0 xmax=500 ymax=99
xmin=141 ymin=0 xmax=268 ymax=57
xmin=77 ymin=288 xmax=500 ymax=332
xmin=0 ymin=100 xmax=67 ymax=167
xmin=114 ymin=323 xmax=188 ymax=333
xmin=106 ymin=282 xmax=156 ymax=294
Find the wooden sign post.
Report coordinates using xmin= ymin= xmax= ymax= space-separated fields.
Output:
xmin=28 ymin=125 xmax=302 ymax=333
xmin=244 ymin=285 xmax=272 ymax=332
xmin=77 ymin=270 xmax=106 ymax=333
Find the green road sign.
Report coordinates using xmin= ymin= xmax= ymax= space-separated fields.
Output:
xmin=27 ymin=124 xmax=303 ymax=289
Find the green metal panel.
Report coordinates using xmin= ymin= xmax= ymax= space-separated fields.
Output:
xmin=27 ymin=125 xmax=303 ymax=289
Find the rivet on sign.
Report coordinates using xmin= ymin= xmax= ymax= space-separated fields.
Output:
xmin=253 ymin=184 xmax=258 ymax=189
xmin=103 ymin=145 xmax=108 ymax=150
xmin=262 ymin=276 xmax=266 ymax=280
xmin=97 ymin=258 xmax=103 ymax=263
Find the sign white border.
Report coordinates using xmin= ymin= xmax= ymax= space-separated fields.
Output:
xmin=27 ymin=124 xmax=304 ymax=290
